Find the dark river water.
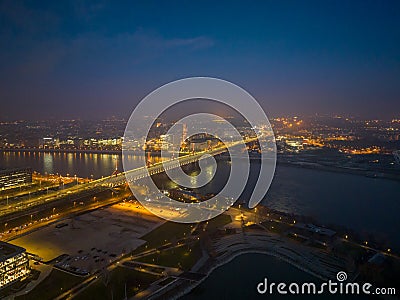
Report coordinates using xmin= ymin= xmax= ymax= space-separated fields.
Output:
xmin=182 ymin=254 xmax=368 ymax=300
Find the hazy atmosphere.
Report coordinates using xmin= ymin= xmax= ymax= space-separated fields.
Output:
xmin=1 ymin=0 xmax=399 ymax=119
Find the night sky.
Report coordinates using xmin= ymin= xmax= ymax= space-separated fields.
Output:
xmin=0 ymin=1 xmax=399 ymax=120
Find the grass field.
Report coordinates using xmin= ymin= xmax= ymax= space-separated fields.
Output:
xmin=15 ymin=269 xmax=83 ymax=300
xmin=205 ymin=213 xmax=232 ymax=231
xmin=133 ymin=221 xmax=194 ymax=255
xmin=135 ymin=213 xmax=231 ymax=252
xmin=136 ymin=241 xmax=202 ymax=270
xmin=74 ymin=267 xmax=160 ymax=300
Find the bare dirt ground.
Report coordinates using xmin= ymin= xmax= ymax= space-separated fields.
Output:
xmin=12 ymin=202 xmax=164 ymax=272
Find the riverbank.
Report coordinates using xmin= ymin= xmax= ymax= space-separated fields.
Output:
xmin=171 ymin=250 xmax=323 ymax=300
xmin=0 ymin=148 xmax=122 ymax=154
xmin=278 ymin=160 xmax=400 ymax=182
xmin=152 ymin=228 xmax=353 ymax=300
xmin=178 ymin=252 xmax=370 ymax=300
xmin=0 ymin=148 xmax=172 ymax=155
xmin=223 ymin=153 xmax=400 ymax=182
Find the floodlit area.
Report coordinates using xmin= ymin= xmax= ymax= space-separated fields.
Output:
xmin=11 ymin=202 xmax=164 ymax=272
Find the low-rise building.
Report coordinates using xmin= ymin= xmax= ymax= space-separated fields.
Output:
xmin=0 ymin=242 xmax=30 ymax=290
xmin=0 ymin=168 xmax=32 ymax=189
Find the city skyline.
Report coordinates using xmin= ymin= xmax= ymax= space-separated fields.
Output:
xmin=1 ymin=0 xmax=400 ymax=120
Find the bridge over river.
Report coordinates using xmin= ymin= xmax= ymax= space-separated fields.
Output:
xmin=0 ymin=137 xmax=263 ymax=219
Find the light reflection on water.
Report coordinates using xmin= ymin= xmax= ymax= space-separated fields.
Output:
xmin=0 ymin=152 xmax=130 ymax=178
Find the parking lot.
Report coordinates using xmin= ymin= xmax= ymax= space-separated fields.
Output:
xmin=12 ymin=201 xmax=164 ymax=273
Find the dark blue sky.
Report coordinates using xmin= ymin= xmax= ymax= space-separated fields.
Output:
xmin=0 ymin=0 xmax=399 ymax=120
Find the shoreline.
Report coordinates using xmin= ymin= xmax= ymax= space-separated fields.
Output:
xmin=155 ymin=228 xmax=352 ymax=300
xmin=277 ymin=160 xmax=400 ymax=182
xmin=171 ymin=249 xmax=326 ymax=300
xmin=0 ymin=148 xmax=122 ymax=155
